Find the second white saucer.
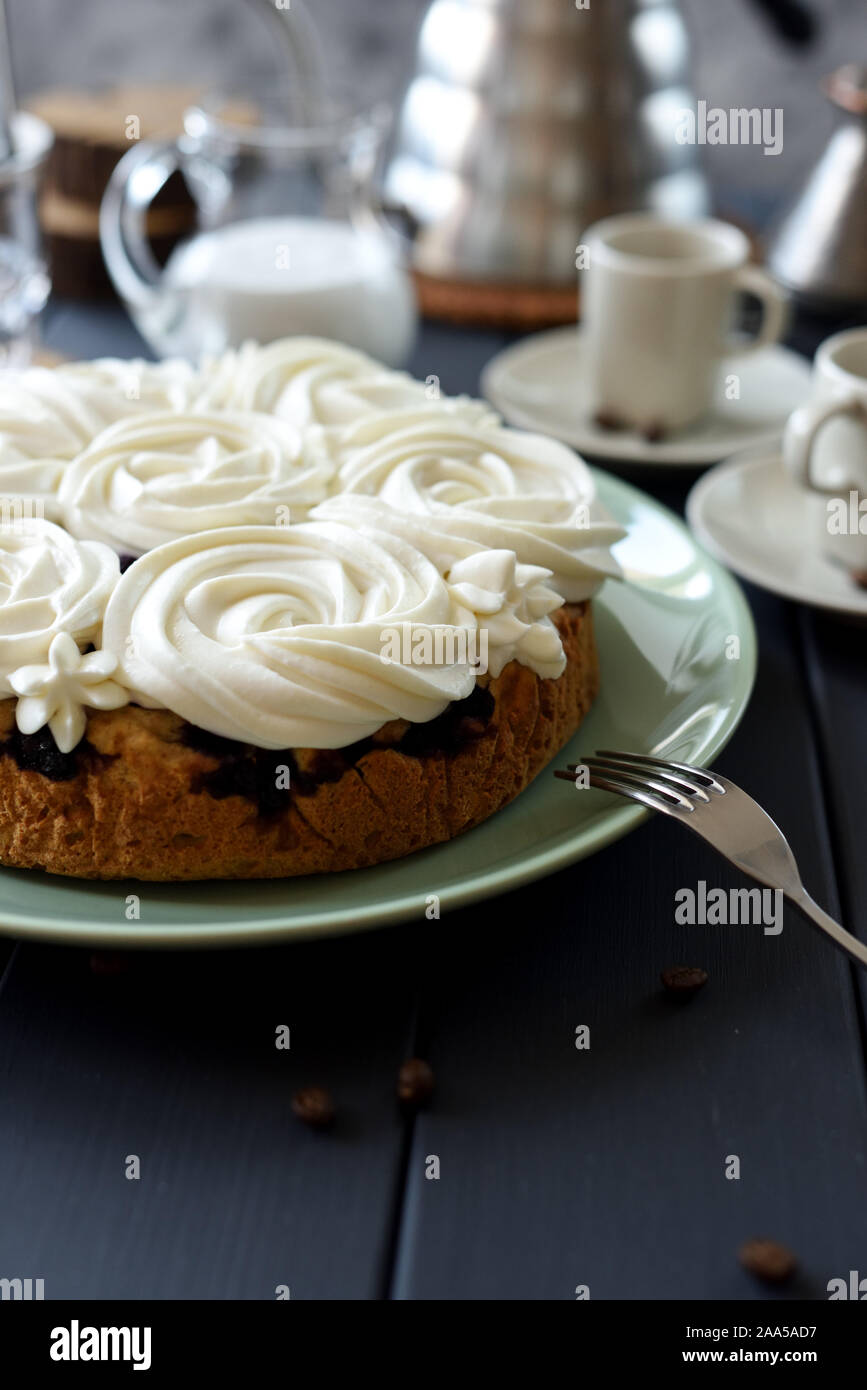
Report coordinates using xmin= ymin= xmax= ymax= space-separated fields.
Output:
xmin=686 ymin=450 xmax=867 ymax=619
xmin=481 ymin=326 xmax=811 ymax=467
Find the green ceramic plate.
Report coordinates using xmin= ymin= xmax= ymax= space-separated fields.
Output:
xmin=0 ymin=472 xmax=756 ymax=948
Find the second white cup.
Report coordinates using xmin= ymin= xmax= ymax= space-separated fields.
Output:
xmin=783 ymin=327 xmax=867 ymax=572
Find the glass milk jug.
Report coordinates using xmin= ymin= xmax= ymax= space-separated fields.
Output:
xmin=100 ymin=98 xmax=417 ymax=366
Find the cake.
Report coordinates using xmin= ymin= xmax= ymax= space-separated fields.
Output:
xmin=0 ymin=338 xmax=624 ymax=879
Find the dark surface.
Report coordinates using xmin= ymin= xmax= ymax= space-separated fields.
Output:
xmin=0 ymin=299 xmax=864 ymax=1301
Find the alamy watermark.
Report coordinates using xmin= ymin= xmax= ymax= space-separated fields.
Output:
xmin=380 ymin=623 xmax=489 ymax=674
xmin=0 ymin=1275 xmax=44 ymax=1299
xmin=826 ymin=490 xmax=867 ymax=535
xmin=50 ymin=1321 xmax=151 ymax=1371
xmin=675 ymin=101 xmax=783 ymax=157
xmin=676 ymin=880 xmax=783 ymax=936
xmin=828 ymin=1270 xmax=867 ymax=1299
xmin=0 ymin=497 xmax=45 ymax=533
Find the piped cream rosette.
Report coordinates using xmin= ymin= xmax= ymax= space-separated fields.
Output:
xmin=0 ymin=517 xmax=119 ymax=688
xmin=314 ymin=413 xmax=625 ymax=602
xmin=50 ymin=356 xmax=205 ymax=418
xmin=0 ymin=517 xmax=126 ymax=750
xmin=58 ymin=411 xmax=333 ymax=557
xmin=213 ymin=337 xmax=496 ymax=430
xmin=101 ymin=523 xmax=567 ymax=750
xmin=0 ymin=383 xmax=80 ymax=522
xmin=0 ymin=365 xmax=138 ymax=521
xmin=0 ymin=356 xmax=236 ymax=520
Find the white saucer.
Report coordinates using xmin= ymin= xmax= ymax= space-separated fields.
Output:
xmin=686 ymin=450 xmax=867 ymax=618
xmin=481 ymin=326 xmax=812 ymax=467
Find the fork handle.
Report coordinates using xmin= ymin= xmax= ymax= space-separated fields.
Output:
xmin=788 ymin=889 xmax=867 ymax=970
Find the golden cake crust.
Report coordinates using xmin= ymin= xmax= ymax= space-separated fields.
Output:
xmin=0 ymin=602 xmax=598 ymax=880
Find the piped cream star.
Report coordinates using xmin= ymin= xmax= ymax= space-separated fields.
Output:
xmin=447 ymin=550 xmax=566 ymax=679
xmin=10 ymin=632 xmax=129 ymax=753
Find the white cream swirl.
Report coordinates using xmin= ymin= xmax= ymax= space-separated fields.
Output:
xmin=58 ymin=411 xmax=333 ymax=556
xmin=315 ymin=414 xmax=625 ymax=601
xmin=51 ymin=356 xmax=206 ymax=419
xmin=212 ymin=336 xmax=496 ymax=429
xmin=0 ymin=356 xmax=225 ymax=519
xmin=0 ymin=517 xmax=120 ymax=694
xmin=104 ymin=522 xmax=475 ymax=750
xmin=102 ymin=523 xmax=499 ymax=749
xmin=0 ymin=383 xmax=79 ymax=521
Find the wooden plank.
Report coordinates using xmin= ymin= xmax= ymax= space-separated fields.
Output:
xmin=0 ymin=931 xmax=417 ymax=1299
xmin=391 ymin=586 xmax=867 ymax=1299
xmin=799 ymin=609 xmax=867 ymax=1012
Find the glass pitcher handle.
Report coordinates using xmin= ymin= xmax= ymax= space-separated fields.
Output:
xmin=99 ymin=137 xmax=183 ymax=311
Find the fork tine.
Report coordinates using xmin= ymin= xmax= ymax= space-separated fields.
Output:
xmin=566 ymin=758 xmax=701 ymax=801
xmin=585 ymin=769 xmax=691 ymax=815
xmin=578 ymin=754 xmax=711 ymax=804
xmin=560 ymin=763 xmax=696 ymax=813
xmin=588 ymin=764 xmax=696 ymax=812
xmin=594 ymin=749 xmax=727 ymax=795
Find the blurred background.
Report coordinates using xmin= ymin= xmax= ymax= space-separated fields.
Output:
xmin=0 ymin=0 xmax=861 ymax=357
xmin=7 ymin=0 xmax=866 ymax=208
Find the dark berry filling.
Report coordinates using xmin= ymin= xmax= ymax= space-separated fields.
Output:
xmin=394 ymin=683 xmax=494 ymax=756
xmin=182 ymin=725 xmax=246 ymax=760
xmin=0 ymin=686 xmax=497 ymax=810
xmin=7 ymin=727 xmax=81 ymax=781
xmin=188 ymin=684 xmax=496 ymax=814
xmin=193 ymin=747 xmax=295 ymax=817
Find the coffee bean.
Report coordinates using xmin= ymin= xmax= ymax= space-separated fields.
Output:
xmin=739 ymin=1238 xmax=797 ymax=1284
xmin=642 ymin=420 xmax=667 ymax=443
xmin=397 ymin=1058 xmax=435 ymax=1109
xmin=291 ymin=1086 xmax=335 ymax=1130
xmin=593 ymin=409 xmax=627 ymax=432
xmin=661 ymin=965 xmax=708 ymax=999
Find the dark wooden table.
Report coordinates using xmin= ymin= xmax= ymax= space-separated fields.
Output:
xmin=0 ymin=299 xmax=864 ymax=1302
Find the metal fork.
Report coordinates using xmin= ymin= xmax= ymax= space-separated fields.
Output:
xmin=554 ymin=750 xmax=867 ymax=970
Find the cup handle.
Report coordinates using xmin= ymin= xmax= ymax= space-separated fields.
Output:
xmin=783 ymin=393 xmax=867 ymax=491
xmin=725 ymin=265 xmax=789 ymax=358
xmin=99 ymin=138 xmax=183 ymax=311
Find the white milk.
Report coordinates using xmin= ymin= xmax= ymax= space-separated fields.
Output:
xmin=143 ymin=217 xmax=416 ymax=366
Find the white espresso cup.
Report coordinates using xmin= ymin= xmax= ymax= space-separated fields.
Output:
xmin=581 ymin=214 xmax=788 ymax=432
xmin=783 ymin=327 xmax=867 ymax=570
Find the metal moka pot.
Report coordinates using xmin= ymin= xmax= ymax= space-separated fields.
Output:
xmin=384 ymin=0 xmax=710 ymax=286
xmin=767 ymin=65 xmax=867 ymax=311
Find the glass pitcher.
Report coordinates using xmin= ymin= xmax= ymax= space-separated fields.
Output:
xmin=100 ymin=96 xmax=418 ymax=367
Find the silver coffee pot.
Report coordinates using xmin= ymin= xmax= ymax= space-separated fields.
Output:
xmin=384 ymin=0 xmax=710 ymax=285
